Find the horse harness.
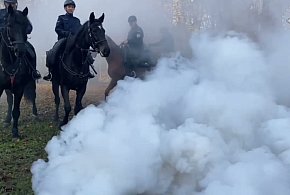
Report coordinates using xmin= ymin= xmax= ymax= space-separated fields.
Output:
xmin=61 ymin=22 xmax=107 ymax=79
xmin=0 ymin=28 xmax=31 ymax=88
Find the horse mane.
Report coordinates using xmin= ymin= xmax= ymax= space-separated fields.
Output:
xmin=105 ymin=35 xmax=122 ymax=57
xmin=105 ymin=35 xmax=117 ymax=48
xmin=65 ymin=21 xmax=89 ymax=52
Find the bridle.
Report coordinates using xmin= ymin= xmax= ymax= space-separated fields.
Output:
xmin=0 ymin=25 xmax=27 ymax=88
xmin=87 ymin=21 xmax=107 ymax=56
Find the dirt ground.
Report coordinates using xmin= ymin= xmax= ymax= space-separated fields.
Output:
xmin=0 ymin=80 xmax=109 ymax=122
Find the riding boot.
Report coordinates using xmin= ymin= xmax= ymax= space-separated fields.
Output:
xmin=43 ymin=65 xmax=52 ymax=81
xmin=32 ymin=70 xmax=42 ymax=80
xmin=88 ymin=71 xmax=95 ymax=79
xmin=43 ymin=72 xmax=52 ymax=81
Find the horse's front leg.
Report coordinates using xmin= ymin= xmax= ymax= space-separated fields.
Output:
xmin=0 ymin=88 xmax=4 ymax=125
xmin=4 ymin=89 xmax=13 ymax=126
xmin=52 ymin=80 xmax=60 ymax=122
xmin=60 ymin=85 xmax=71 ymax=126
xmin=11 ymin=89 xmax=24 ymax=138
xmin=74 ymin=84 xmax=87 ymax=115
xmin=104 ymin=79 xmax=118 ymax=101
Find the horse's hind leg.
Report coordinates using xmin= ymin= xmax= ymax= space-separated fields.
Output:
xmin=52 ymin=81 xmax=60 ymax=122
xmin=24 ymin=80 xmax=38 ymax=117
xmin=32 ymin=100 xmax=38 ymax=117
xmin=60 ymin=85 xmax=71 ymax=126
xmin=74 ymin=85 xmax=87 ymax=115
xmin=4 ymin=89 xmax=13 ymax=126
xmin=11 ymin=90 xmax=24 ymax=138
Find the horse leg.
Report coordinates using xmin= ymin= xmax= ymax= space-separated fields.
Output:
xmin=60 ymin=85 xmax=71 ymax=126
xmin=32 ymin=100 xmax=38 ymax=117
xmin=52 ymin=81 xmax=60 ymax=122
xmin=4 ymin=89 xmax=13 ymax=126
xmin=0 ymin=88 xmax=5 ymax=126
xmin=74 ymin=85 xmax=87 ymax=115
xmin=104 ymin=79 xmax=118 ymax=100
xmin=11 ymin=90 xmax=24 ymax=138
xmin=25 ymin=80 xmax=38 ymax=117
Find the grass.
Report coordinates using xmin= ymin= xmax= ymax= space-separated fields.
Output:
xmin=0 ymin=82 xmax=107 ymax=194
xmin=0 ymin=118 xmax=58 ymax=195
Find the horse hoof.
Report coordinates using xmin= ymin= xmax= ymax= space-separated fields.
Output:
xmin=54 ymin=116 xmax=59 ymax=122
xmin=59 ymin=121 xmax=68 ymax=128
xmin=12 ymin=133 xmax=20 ymax=139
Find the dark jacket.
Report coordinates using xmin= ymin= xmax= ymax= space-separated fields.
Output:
xmin=0 ymin=8 xmax=32 ymax=34
xmin=55 ymin=13 xmax=81 ymax=40
xmin=127 ymin=24 xmax=144 ymax=49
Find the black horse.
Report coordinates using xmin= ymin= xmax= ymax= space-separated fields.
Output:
xmin=4 ymin=80 xmax=38 ymax=127
xmin=50 ymin=12 xmax=110 ymax=126
xmin=0 ymin=6 xmax=35 ymax=138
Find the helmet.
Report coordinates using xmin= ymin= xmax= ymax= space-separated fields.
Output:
xmin=128 ymin=15 xmax=137 ymax=23
xmin=64 ymin=0 xmax=76 ymax=7
xmin=4 ymin=0 xmax=17 ymax=3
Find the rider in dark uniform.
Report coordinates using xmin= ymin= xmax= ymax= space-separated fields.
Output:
xmin=0 ymin=0 xmax=41 ymax=80
xmin=43 ymin=0 xmax=95 ymax=81
xmin=123 ymin=15 xmax=144 ymax=73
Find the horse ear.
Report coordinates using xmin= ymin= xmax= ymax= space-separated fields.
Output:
xmin=98 ymin=13 xmax=105 ymax=23
xmin=89 ymin=12 xmax=95 ymax=23
xmin=8 ymin=5 xmax=14 ymax=15
xmin=22 ymin=7 xmax=28 ymax=17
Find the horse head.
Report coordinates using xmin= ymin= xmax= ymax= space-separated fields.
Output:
xmin=87 ymin=12 xmax=110 ymax=57
xmin=5 ymin=5 xmax=29 ymax=57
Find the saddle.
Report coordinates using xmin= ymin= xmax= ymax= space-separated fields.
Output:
xmin=46 ymin=38 xmax=67 ymax=67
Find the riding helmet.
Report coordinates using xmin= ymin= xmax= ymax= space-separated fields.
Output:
xmin=64 ymin=0 xmax=76 ymax=8
xmin=128 ymin=15 xmax=137 ymax=23
xmin=4 ymin=0 xmax=18 ymax=3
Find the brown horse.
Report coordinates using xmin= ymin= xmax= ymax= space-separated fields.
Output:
xmin=104 ymin=35 xmax=155 ymax=99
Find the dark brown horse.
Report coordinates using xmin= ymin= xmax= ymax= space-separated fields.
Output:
xmin=104 ymin=35 xmax=155 ymax=99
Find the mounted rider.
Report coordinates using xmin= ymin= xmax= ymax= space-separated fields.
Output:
xmin=0 ymin=0 xmax=41 ymax=80
xmin=122 ymin=15 xmax=145 ymax=73
xmin=43 ymin=0 xmax=95 ymax=81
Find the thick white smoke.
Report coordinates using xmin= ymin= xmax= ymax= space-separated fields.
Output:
xmin=31 ymin=31 xmax=290 ymax=194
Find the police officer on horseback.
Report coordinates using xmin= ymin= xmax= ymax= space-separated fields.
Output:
xmin=123 ymin=15 xmax=144 ymax=73
xmin=0 ymin=0 xmax=41 ymax=80
xmin=55 ymin=0 xmax=81 ymax=41
xmin=43 ymin=0 xmax=95 ymax=81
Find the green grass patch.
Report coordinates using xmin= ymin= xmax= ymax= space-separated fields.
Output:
xmin=0 ymin=118 xmax=58 ymax=195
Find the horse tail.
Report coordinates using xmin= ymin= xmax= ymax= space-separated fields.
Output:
xmin=23 ymin=80 xmax=36 ymax=103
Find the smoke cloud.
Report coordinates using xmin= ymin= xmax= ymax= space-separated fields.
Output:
xmin=31 ymin=34 xmax=290 ymax=195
